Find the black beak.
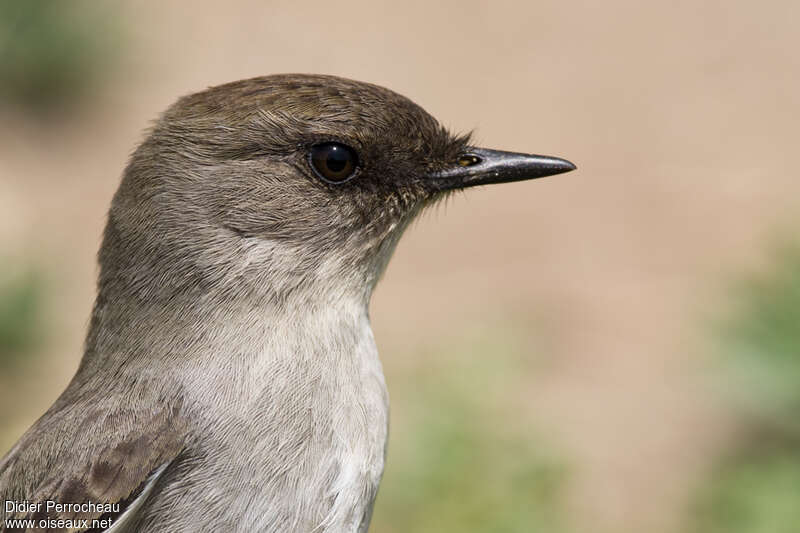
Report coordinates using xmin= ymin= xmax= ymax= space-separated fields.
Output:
xmin=428 ymin=147 xmax=576 ymax=191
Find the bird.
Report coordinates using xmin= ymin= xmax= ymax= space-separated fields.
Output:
xmin=0 ymin=74 xmax=575 ymax=533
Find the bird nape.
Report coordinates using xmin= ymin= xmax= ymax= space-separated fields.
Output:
xmin=0 ymin=74 xmax=575 ymax=533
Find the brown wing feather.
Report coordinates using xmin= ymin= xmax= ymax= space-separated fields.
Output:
xmin=1 ymin=400 xmax=187 ymax=532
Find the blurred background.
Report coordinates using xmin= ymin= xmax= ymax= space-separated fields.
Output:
xmin=1 ymin=1 xmax=799 ymax=532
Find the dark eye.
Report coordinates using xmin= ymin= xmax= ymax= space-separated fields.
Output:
xmin=308 ymin=142 xmax=359 ymax=183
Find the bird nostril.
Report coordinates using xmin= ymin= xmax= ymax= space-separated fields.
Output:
xmin=457 ymin=154 xmax=482 ymax=167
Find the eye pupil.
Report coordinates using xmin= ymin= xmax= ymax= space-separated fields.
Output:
xmin=326 ymin=148 xmax=348 ymax=172
xmin=309 ymin=142 xmax=359 ymax=183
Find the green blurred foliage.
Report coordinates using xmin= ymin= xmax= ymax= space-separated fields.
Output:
xmin=686 ymin=242 xmax=800 ymax=533
xmin=372 ymin=329 xmax=569 ymax=533
xmin=0 ymin=267 xmax=44 ymax=369
xmin=721 ymin=244 xmax=800 ymax=437
xmin=0 ymin=0 xmax=120 ymax=112
xmin=690 ymin=443 xmax=800 ymax=533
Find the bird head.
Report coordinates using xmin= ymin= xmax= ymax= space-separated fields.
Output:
xmin=101 ymin=75 xmax=574 ymax=306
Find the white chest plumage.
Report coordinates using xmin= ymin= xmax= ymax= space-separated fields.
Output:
xmin=154 ymin=300 xmax=389 ymax=533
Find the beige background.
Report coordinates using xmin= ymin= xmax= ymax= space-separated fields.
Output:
xmin=1 ymin=2 xmax=798 ymax=532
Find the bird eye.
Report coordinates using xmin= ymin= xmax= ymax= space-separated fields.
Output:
xmin=309 ymin=142 xmax=359 ymax=183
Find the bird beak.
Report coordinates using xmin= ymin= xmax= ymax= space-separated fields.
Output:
xmin=428 ymin=147 xmax=576 ymax=191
